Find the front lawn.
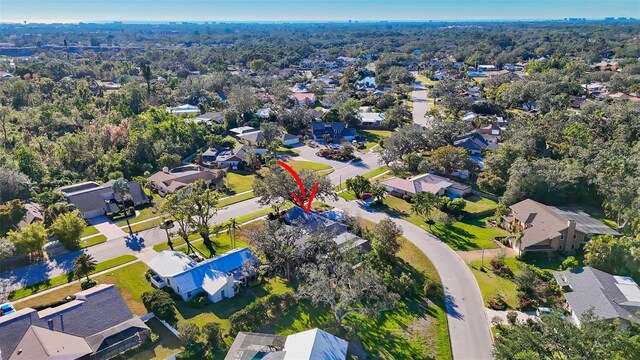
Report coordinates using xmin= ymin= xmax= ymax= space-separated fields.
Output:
xmin=217 ymin=191 xmax=255 ymax=207
xmin=82 ymin=226 xmax=99 ymax=237
xmin=80 ymin=234 xmax=107 ymax=248
xmin=10 ymin=255 xmax=138 ymax=301
xmin=464 ymin=196 xmax=499 ymax=216
xmin=468 ymin=258 xmax=522 ymax=308
xmin=115 ymin=198 xmax=166 ymax=227
xmin=224 ymin=171 xmax=256 ymax=194
xmin=286 ymin=160 xmax=333 ymax=173
xmin=360 ymin=129 xmax=392 ymax=150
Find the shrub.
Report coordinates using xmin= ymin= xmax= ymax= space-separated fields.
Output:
xmin=488 ymin=294 xmax=509 ymax=310
xmin=395 ymin=272 xmax=418 ymax=297
xmin=423 ymin=277 xmax=443 ymax=298
xmin=490 ymin=258 xmax=514 ymax=278
xmin=141 ymin=290 xmax=176 ymax=320
xmin=517 ymin=296 xmax=535 ymax=311
xmin=506 ymin=310 xmax=518 ymax=325
xmin=189 ymin=293 xmax=209 ymax=308
xmin=228 ymin=292 xmax=295 ymax=335
xmin=402 ymin=194 xmax=411 ymax=202
xmin=560 ymin=256 xmax=579 ymax=270
xmin=80 ymin=279 xmax=97 ymax=290
xmin=176 ymin=342 xmax=206 ymax=360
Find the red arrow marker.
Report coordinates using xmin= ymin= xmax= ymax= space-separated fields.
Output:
xmin=277 ymin=160 xmax=319 ymax=213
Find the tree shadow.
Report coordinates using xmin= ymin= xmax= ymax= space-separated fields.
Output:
xmin=125 ymin=234 xmax=145 ymax=251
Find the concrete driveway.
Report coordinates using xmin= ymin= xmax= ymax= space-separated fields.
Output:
xmin=89 ymin=216 xmax=128 ymax=240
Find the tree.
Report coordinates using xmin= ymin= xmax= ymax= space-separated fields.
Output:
xmin=411 ymin=192 xmax=438 ymax=222
xmin=584 ymin=235 xmax=640 ymax=281
xmin=297 ymin=259 xmax=399 ymax=328
xmin=178 ymin=323 xmax=201 ymax=346
xmin=140 ymin=62 xmax=152 ymax=96
xmin=141 ymin=290 xmax=176 ymax=320
xmin=446 ymin=197 xmax=466 ymax=215
xmin=494 ymin=310 xmax=640 ymax=359
xmin=50 ymin=211 xmax=86 ymax=249
xmin=163 ymin=191 xmax=196 ymax=254
xmin=73 ymin=253 xmax=97 ymax=282
xmin=183 ymin=180 xmax=219 ymax=254
xmin=345 ymin=175 xmax=371 ymax=199
xmin=7 ymin=222 xmax=47 ymax=259
xmin=322 ymin=133 xmax=333 ymax=144
xmin=202 ymin=322 xmax=223 ymax=350
xmin=0 ymin=200 xmax=25 ymax=235
xmin=0 ymin=237 xmax=16 ymax=272
xmin=0 ymin=168 xmax=31 ymax=202
xmin=246 ymin=221 xmax=301 ymax=280
xmin=372 ymin=218 xmax=403 ymax=262
xmin=111 ymin=177 xmax=130 ymax=210
xmin=382 ymin=104 xmax=412 ymax=129
xmin=379 ymin=125 xmax=430 ymax=166
xmin=228 ymin=84 xmax=256 ymax=121
xmin=370 ymin=184 xmax=387 ymax=203
xmin=428 ymin=146 xmax=475 ymax=175
xmin=339 ymin=142 xmax=355 ymax=158
xmin=15 ymin=146 xmax=44 ymax=182
xmin=253 ymin=166 xmax=336 ymax=213
xmin=260 ymin=122 xmax=281 ymax=144
xmin=228 ymin=218 xmax=239 ymax=249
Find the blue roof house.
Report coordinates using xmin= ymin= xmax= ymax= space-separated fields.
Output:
xmin=311 ymin=122 xmax=357 ymax=142
xmin=147 ymin=248 xmax=257 ymax=303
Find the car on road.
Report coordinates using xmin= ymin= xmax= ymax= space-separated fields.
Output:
xmin=1 ymin=303 xmax=16 ymax=317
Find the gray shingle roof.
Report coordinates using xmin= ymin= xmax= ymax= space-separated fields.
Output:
xmin=554 ymin=267 xmax=640 ymax=324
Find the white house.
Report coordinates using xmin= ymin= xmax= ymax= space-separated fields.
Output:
xmin=280 ymin=133 xmax=300 ymax=146
xmin=147 ymin=248 xmax=257 ymax=303
xmin=167 ymin=104 xmax=200 ymax=116
xmin=359 ymin=109 xmax=385 ymax=127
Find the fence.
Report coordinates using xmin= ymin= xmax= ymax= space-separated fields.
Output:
xmin=90 ymin=329 xmax=149 ymax=360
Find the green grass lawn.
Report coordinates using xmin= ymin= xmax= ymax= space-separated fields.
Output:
xmin=286 ymin=160 xmax=333 ymax=173
xmin=373 ymin=196 xmax=506 ymax=251
xmin=81 ymin=226 xmax=99 ymax=237
xmin=129 ymin=217 xmax=164 ymax=233
xmin=115 ymin=198 xmax=166 ymax=227
xmin=9 ymin=255 xmax=138 ymax=301
xmin=80 ymin=234 xmax=107 ymax=248
xmin=130 ymin=317 xmax=182 ymax=360
xmin=217 ymin=191 xmax=255 ymax=207
xmin=334 ymin=166 xmax=389 ymax=190
xmin=468 ymin=258 xmax=523 ymax=308
xmin=224 ymin=171 xmax=256 ymax=194
xmin=464 ymin=196 xmax=499 ymax=216
xmin=276 ymin=146 xmax=300 ymax=157
xmin=360 ymin=129 xmax=393 ymax=150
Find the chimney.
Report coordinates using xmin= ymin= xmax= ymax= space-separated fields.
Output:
xmin=162 ymin=166 xmax=169 ymax=174
xmin=566 ymin=219 xmax=576 ymax=251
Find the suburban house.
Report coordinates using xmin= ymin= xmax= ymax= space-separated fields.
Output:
xmin=201 ymin=145 xmax=266 ymax=169
xmin=356 ymin=76 xmax=377 ymax=91
xmin=17 ymin=202 xmax=44 ymax=230
xmin=0 ymin=284 xmax=150 ymax=360
xmin=225 ymin=328 xmax=348 ymax=360
xmin=147 ymin=166 xmax=219 ymax=196
xmin=311 ymin=122 xmax=357 ymax=142
xmin=230 ymin=126 xmax=260 ymax=137
xmin=167 ymin=104 xmax=200 ymax=116
xmin=56 ymin=180 xmax=149 ymax=219
xmin=193 ymin=111 xmax=224 ymax=125
xmin=358 ymin=109 xmax=385 ymax=127
xmin=453 ymin=132 xmax=492 ymax=155
xmin=554 ymin=267 xmax=640 ymax=327
xmin=381 ymin=173 xmax=472 ymax=199
xmin=283 ymin=206 xmax=371 ymax=253
xmin=462 ymin=111 xmax=478 ymax=123
xmin=237 ymin=130 xmax=265 ymax=146
xmin=290 ymin=92 xmax=317 ymax=106
xmin=503 ymin=199 xmax=620 ymax=254
xmin=280 ymin=133 xmax=300 ymax=146
xmin=147 ymin=248 xmax=258 ymax=303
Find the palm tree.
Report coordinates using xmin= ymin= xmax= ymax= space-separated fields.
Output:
xmin=345 ymin=175 xmax=371 ymax=199
xmin=74 ymin=254 xmax=97 ymax=282
xmin=370 ymin=184 xmax=387 ymax=203
xmin=112 ymin=177 xmax=133 ymax=233
xmin=228 ymin=218 xmax=240 ymax=249
xmin=411 ymin=192 xmax=438 ymax=223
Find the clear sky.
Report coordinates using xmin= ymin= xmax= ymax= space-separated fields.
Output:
xmin=0 ymin=0 xmax=638 ymax=23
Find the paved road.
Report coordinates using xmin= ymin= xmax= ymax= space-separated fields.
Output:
xmin=411 ymin=80 xmax=433 ymax=128
xmin=329 ymin=198 xmax=494 ymax=360
xmin=293 ymin=145 xmax=381 ymax=185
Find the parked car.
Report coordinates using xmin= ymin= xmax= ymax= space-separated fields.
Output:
xmin=1 ymin=303 xmax=16 ymax=317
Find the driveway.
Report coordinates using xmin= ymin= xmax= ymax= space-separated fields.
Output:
xmin=293 ymin=144 xmax=381 ymax=185
xmin=89 ymin=216 xmax=128 ymax=240
xmin=328 ymin=198 xmax=494 ymax=360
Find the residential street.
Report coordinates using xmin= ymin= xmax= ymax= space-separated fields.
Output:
xmin=411 ymin=80 xmax=432 ymax=128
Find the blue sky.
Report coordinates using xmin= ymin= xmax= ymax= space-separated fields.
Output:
xmin=1 ymin=0 xmax=638 ymax=23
